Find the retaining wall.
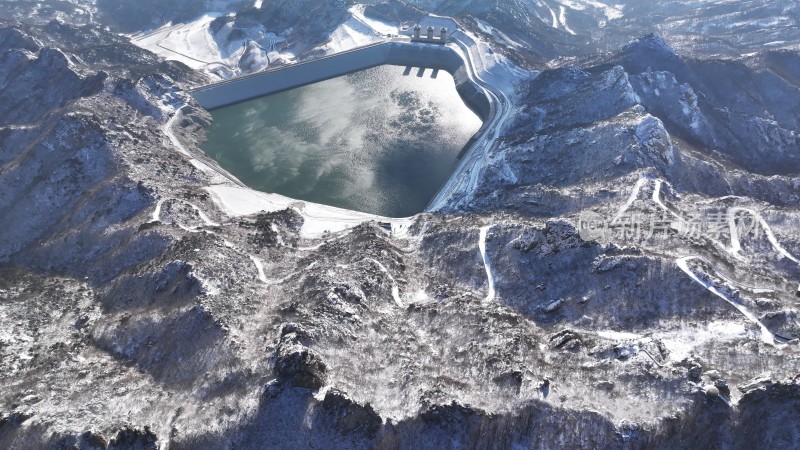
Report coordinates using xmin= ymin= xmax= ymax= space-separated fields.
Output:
xmin=189 ymin=41 xmax=493 ymax=122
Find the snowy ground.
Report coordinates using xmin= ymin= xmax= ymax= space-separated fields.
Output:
xmin=318 ymin=15 xmax=383 ymax=55
xmin=132 ymin=14 xmax=229 ymax=71
xmin=349 ymin=4 xmax=400 ymax=36
xmin=130 ymin=5 xmax=390 ymax=80
xmin=131 ymin=12 xmax=287 ymax=79
xmin=205 ymin=184 xmax=416 ymax=237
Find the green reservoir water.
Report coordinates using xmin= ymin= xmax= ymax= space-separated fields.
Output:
xmin=202 ymin=65 xmax=483 ymax=217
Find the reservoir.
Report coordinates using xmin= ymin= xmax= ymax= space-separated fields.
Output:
xmin=201 ymin=64 xmax=483 ymax=217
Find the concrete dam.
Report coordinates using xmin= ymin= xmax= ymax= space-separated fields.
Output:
xmin=189 ymin=40 xmax=494 ymax=124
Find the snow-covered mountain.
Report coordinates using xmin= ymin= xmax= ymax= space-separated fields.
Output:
xmin=1 ymin=1 xmax=800 ymax=449
xmin=371 ymin=0 xmax=800 ymax=62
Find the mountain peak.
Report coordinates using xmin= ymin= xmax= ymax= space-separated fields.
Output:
xmin=624 ymin=33 xmax=677 ymax=57
xmin=0 ymin=26 xmax=40 ymax=52
xmin=616 ymin=33 xmax=683 ymax=75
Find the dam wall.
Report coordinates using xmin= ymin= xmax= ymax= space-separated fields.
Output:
xmin=385 ymin=43 xmax=493 ymax=123
xmin=189 ymin=41 xmax=494 ymax=122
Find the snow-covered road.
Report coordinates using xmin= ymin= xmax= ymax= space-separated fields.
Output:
xmin=425 ymin=29 xmax=513 ymax=211
xmin=479 ymin=225 xmax=496 ymax=303
xmin=676 ymin=256 xmax=778 ymax=345
xmin=610 ymin=175 xmax=798 ymax=346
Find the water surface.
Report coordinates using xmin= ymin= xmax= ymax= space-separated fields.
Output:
xmin=202 ymin=65 xmax=482 ymax=217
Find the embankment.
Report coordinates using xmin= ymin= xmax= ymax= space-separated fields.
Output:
xmin=188 ymin=40 xmax=493 ymax=123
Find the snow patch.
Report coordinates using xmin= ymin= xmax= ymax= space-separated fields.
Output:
xmin=366 ymin=258 xmax=403 ymax=307
xmin=596 ymin=330 xmax=644 ymax=340
xmin=659 ymin=321 xmax=749 ymax=361
xmin=249 ymin=255 xmax=268 ymax=284
xmin=563 ymin=0 xmax=624 ymax=21
xmin=349 ymin=5 xmax=399 ymax=35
